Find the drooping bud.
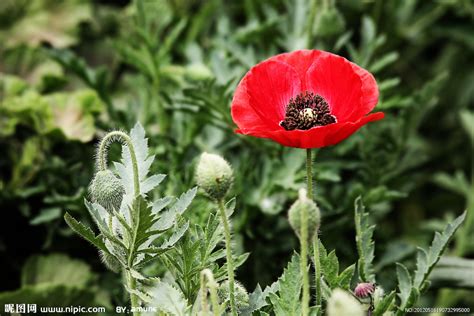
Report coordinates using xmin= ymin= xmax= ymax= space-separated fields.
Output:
xmin=354 ymin=282 xmax=376 ymax=298
xmin=327 ymin=288 xmax=364 ymax=316
xmin=217 ymin=280 xmax=249 ymax=310
xmin=288 ymin=189 xmax=321 ymax=242
xmin=89 ymin=169 xmax=125 ymax=212
xmin=196 ymin=153 xmax=233 ymax=201
xmin=99 ymin=250 xmax=121 ymax=273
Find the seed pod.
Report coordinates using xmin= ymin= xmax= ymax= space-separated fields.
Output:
xmin=196 ymin=153 xmax=233 ymax=201
xmin=288 ymin=189 xmax=321 ymax=242
xmin=327 ymin=288 xmax=364 ymax=316
xmin=89 ymin=169 xmax=125 ymax=212
xmin=218 ymin=280 xmax=249 ymax=310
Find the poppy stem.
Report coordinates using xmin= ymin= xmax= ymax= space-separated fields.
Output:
xmin=301 ymin=149 xmax=314 ymax=316
xmin=306 ymin=149 xmax=313 ymax=200
xmin=313 ymin=237 xmax=322 ymax=315
xmin=218 ymin=199 xmax=237 ymax=316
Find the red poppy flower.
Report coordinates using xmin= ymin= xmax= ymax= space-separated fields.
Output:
xmin=231 ymin=49 xmax=384 ymax=148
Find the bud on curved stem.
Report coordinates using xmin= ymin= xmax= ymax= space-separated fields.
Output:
xmin=96 ymin=131 xmax=141 ymax=315
xmin=97 ymin=131 xmax=140 ymax=197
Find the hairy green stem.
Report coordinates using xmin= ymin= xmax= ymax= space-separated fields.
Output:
xmin=307 ymin=149 xmax=313 ymax=200
xmin=97 ymin=131 xmax=140 ymax=196
xmin=218 ymin=200 xmax=237 ymax=316
xmin=300 ymin=149 xmax=315 ymax=316
xmin=200 ymin=269 xmax=220 ymax=316
xmin=98 ymin=130 xmax=141 ymax=315
xmin=300 ymin=201 xmax=309 ymax=316
xmin=313 ymin=237 xmax=322 ymax=315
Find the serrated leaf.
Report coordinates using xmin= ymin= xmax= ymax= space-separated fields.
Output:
xmin=141 ymin=174 xmax=166 ymax=194
xmin=396 ymin=263 xmax=412 ymax=308
xmin=151 ymin=196 xmax=173 ymax=214
xmin=337 ymin=264 xmax=355 ymax=289
xmin=269 ymin=253 xmax=302 ymax=316
xmin=321 ymin=250 xmax=339 ymax=288
xmin=147 ymin=281 xmax=188 ymax=316
xmin=160 ymin=222 xmax=189 ymax=249
xmin=373 ymin=290 xmax=395 ymax=316
xmin=64 ymin=213 xmax=107 ymax=252
xmin=169 ymin=187 xmax=197 ymax=215
xmin=354 ymin=197 xmax=376 ymax=282
xmin=240 ymin=282 xmax=278 ymax=315
xmin=413 ymin=212 xmax=466 ymax=288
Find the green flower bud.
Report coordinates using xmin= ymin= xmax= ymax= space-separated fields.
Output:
xmin=99 ymin=250 xmax=121 ymax=273
xmin=314 ymin=8 xmax=345 ymax=38
xmin=288 ymin=189 xmax=321 ymax=242
xmin=327 ymin=288 xmax=364 ymax=316
xmin=185 ymin=63 xmax=213 ymax=81
xmin=196 ymin=153 xmax=233 ymax=201
xmin=89 ymin=169 xmax=125 ymax=212
xmin=218 ymin=280 xmax=249 ymax=310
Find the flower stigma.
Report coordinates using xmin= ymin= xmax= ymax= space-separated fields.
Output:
xmin=280 ymin=91 xmax=336 ymax=130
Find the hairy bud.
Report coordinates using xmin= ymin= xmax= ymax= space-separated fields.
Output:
xmin=196 ymin=153 xmax=233 ymax=200
xmin=354 ymin=282 xmax=375 ymax=298
xmin=89 ymin=169 xmax=125 ymax=212
xmin=99 ymin=250 xmax=121 ymax=273
xmin=218 ymin=280 xmax=249 ymax=309
xmin=327 ymin=288 xmax=364 ymax=316
xmin=288 ymin=189 xmax=321 ymax=242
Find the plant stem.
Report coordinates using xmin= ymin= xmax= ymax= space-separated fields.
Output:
xmin=306 ymin=149 xmax=313 ymax=200
xmin=97 ymin=131 xmax=140 ymax=196
xmin=217 ymin=200 xmax=237 ymax=316
xmin=313 ymin=237 xmax=322 ymax=315
xmin=98 ymin=130 xmax=141 ymax=315
xmin=200 ymin=269 xmax=220 ymax=316
xmin=301 ymin=149 xmax=313 ymax=316
xmin=127 ymin=271 xmax=139 ymax=316
xmin=300 ymin=202 xmax=309 ymax=316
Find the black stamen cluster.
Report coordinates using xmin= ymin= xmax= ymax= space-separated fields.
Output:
xmin=280 ymin=92 xmax=336 ymax=131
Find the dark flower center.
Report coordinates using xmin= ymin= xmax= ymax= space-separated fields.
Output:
xmin=280 ymin=92 xmax=336 ymax=131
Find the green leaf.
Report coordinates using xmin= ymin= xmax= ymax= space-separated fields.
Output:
xmin=460 ymin=110 xmax=474 ymax=142
xmin=147 ymin=281 xmax=188 ymax=316
xmin=373 ymin=290 xmax=395 ymax=316
xmin=396 ymin=263 xmax=412 ymax=308
xmin=21 ymin=254 xmax=92 ymax=287
xmin=337 ymin=264 xmax=355 ymax=289
xmin=354 ymin=197 xmax=376 ymax=282
xmin=30 ymin=207 xmax=61 ymax=225
xmin=321 ymin=250 xmax=339 ymax=288
xmin=64 ymin=213 xmax=107 ymax=252
xmin=240 ymin=282 xmax=278 ymax=315
xmin=413 ymin=212 xmax=467 ymax=289
xmin=429 ymin=256 xmax=474 ymax=289
xmin=269 ymin=253 xmax=302 ymax=316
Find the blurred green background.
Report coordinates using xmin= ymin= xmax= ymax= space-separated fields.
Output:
xmin=0 ymin=0 xmax=472 ymax=312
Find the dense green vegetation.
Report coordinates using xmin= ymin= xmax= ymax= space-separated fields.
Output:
xmin=0 ymin=0 xmax=472 ymax=315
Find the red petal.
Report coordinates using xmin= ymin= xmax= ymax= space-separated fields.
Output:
xmin=231 ymin=76 xmax=275 ymax=133
xmin=348 ymin=63 xmax=379 ymax=120
xmin=272 ymin=50 xmax=324 ymax=90
xmin=237 ymin=112 xmax=384 ymax=148
xmin=244 ymin=60 xmax=301 ymax=128
xmin=306 ymin=53 xmax=367 ymax=123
